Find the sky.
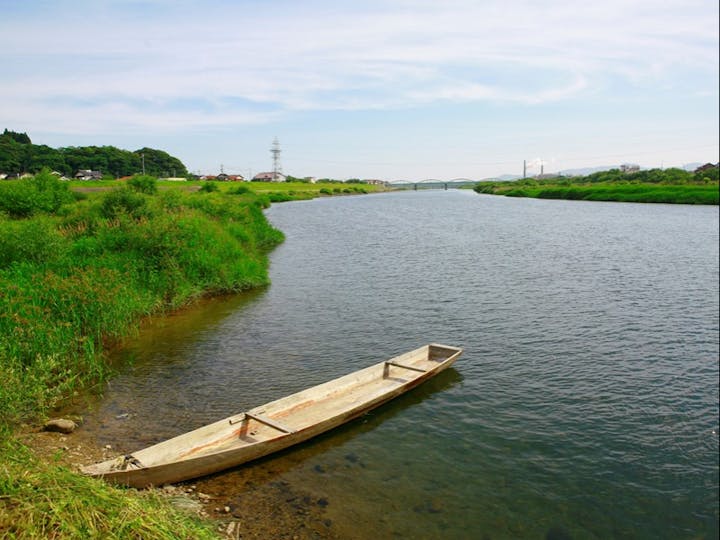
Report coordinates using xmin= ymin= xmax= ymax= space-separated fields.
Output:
xmin=0 ymin=0 xmax=718 ymax=181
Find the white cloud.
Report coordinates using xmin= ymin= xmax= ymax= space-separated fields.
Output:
xmin=0 ymin=0 xmax=717 ymax=177
xmin=5 ymin=4 xmax=717 ymax=85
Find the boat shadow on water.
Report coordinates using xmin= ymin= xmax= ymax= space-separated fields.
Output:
xmin=194 ymin=367 xmax=464 ymax=490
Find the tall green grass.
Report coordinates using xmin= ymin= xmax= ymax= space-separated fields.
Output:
xmin=0 ymin=170 xmax=76 ymax=217
xmin=0 ymin=173 xmax=284 ymax=538
xmin=0 ymin=436 xmax=217 ymax=539
xmin=1 ymin=181 xmax=283 ymax=425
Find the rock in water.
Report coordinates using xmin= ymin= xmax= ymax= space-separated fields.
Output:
xmin=43 ymin=418 xmax=77 ymax=434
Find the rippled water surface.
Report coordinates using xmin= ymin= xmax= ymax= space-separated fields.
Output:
xmin=83 ymin=191 xmax=718 ymax=539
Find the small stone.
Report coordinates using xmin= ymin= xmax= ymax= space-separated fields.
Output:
xmin=105 ymin=444 xmax=112 ymax=450
xmin=168 ymin=496 xmax=202 ymax=514
xmin=224 ymin=506 xmax=231 ymax=513
xmin=43 ymin=418 xmax=77 ymax=434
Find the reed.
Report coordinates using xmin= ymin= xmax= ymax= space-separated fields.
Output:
xmin=0 ymin=186 xmax=283 ymax=425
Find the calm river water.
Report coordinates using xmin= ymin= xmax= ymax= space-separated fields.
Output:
xmin=81 ymin=190 xmax=718 ymax=539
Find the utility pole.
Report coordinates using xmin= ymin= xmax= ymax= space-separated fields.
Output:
xmin=141 ymin=153 xmax=145 ymax=175
xmin=271 ymin=137 xmax=282 ymax=181
xmin=523 ymin=159 xmax=526 ymax=178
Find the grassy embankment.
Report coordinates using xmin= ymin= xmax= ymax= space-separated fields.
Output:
xmin=69 ymin=178 xmax=385 ymax=201
xmin=474 ymin=167 xmax=719 ymax=205
xmin=0 ymin=172 xmax=289 ymax=538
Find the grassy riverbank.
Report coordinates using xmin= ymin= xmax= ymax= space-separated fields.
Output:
xmin=474 ymin=167 xmax=719 ymax=205
xmin=69 ymin=178 xmax=387 ymax=199
xmin=0 ymin=171 xmax=286 ymax=538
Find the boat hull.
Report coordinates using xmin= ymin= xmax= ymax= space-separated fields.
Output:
xmin=82 ymin=343 xmax=462 ymax=488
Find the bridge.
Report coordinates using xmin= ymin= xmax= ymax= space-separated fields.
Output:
xmin=388 ymin=178 xmax=478 ymax=190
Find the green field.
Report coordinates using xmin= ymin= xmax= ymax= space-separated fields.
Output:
xmin=69 ymin=178 xmax=387 ymax=199
xmin=474 ymin=167 xmax=719 ymax=205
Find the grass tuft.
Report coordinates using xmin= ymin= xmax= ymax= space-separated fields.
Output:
xmin=0 ymin=434 xmax=217 ymax=539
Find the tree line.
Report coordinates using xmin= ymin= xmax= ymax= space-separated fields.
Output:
xmin=0 ymin=129 xmax=188 ymax=178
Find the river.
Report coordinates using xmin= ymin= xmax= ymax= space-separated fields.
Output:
xmin=79 ymin=190 xmax=719 ymax=539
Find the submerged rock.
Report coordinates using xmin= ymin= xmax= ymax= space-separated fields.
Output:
xmin=43 ymin=418 xmax=77 ymax=434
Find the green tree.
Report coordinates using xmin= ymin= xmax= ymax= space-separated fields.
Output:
xmin=0 ymin=136 xmax=23 ymax=174
xmin=134 ymin=147 xmax=188 ymax=177
xmin=0 ymin=131 xmax=189 ymax=178
xmin=2 ymin=129 xmax=31 ymax=144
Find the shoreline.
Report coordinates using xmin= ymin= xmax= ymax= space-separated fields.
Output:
xmin=18 ymin=401 xmax=340 ymax=539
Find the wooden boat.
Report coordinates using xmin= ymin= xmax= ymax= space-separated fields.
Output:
xmin=82 ymin=343 xmax=462 ymax=488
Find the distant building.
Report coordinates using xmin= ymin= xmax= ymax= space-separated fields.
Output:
xmin=362 ymin=179 xmax=388 ymax=186
xmin=253 ymin=171 xmax=286 ymax=182
xmin=214 ymin=173 xmax=246 ymax=181
xmin=694 ymin=163 xmax=719 ymax=173
xmin=620 ymin=163 xmax=640 ymax=173
xmin=75 ymin=169 xmax=103 ymax=180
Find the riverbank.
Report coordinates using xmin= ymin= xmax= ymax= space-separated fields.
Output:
xmin=0 ymin=171 xmax=346 ymax=538
xmin=473 ymin=166 xmax=719 ymax=205
xmin=13 ymin=424 xmax=339 ymax=539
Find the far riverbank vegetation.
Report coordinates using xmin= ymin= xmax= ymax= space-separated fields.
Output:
xmin=473 ymin=166 xmax=719 ymax=205
xmin=0 ymin=170 xmax=362 ymax=538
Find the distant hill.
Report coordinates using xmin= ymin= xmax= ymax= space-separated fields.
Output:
xmin=681 ymin=162 xmax=703 ymax=172
xmin=483 ymin=174 xmax=522 ymax=181
xmin=487 ymin=163 xmax=709 ymax=181
xmin=558 ymin=166 xmax=617 ymax=176
xmin=0 ymin=129 xmax=188 ymax=178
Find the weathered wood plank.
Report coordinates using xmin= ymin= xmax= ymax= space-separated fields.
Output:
xmin=385 ymin=361 xmax=428 ymax=373
xmin=244 ymin=412 xmax=296 ymax=434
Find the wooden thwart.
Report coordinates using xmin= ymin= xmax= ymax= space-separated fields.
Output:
xmin=385 ymin=361 xmax=428 ymax=373
xmin=229 ymin=412 xmax=296 ymax=434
